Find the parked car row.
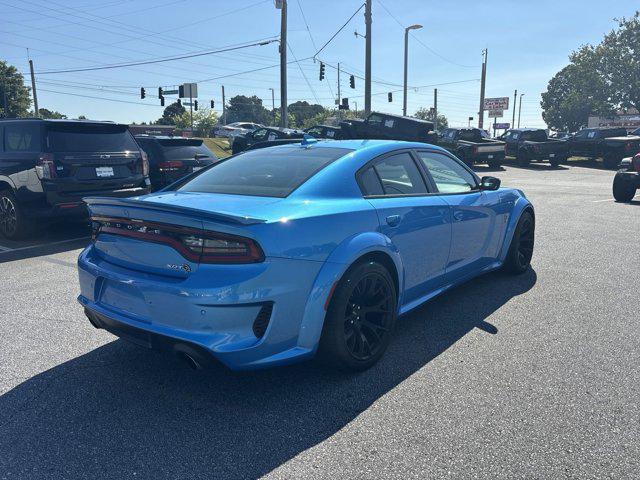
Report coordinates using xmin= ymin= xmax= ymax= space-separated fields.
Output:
xmin=0 ymin=118 xmax=218 ymax=239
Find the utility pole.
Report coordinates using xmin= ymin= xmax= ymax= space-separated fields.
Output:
xmin=221 ymin=85 xmax=226 ymax=125
xmin=189 ymin=90 xmax=193 ymax=133
xmin=278 ymin=0 xmax=288 ymax=127
xmin=512 ymin=89 xmax=517 ymax=128
xmin=364 ymin=0 xmax=372 ymax=115
xmin=478 ymin=49 xmax=487 ymax=129
xmin=433 ymin=88 xmax=438 ymax=130
xmin=402 ymin=25 xmax=422 ymax=116
xmin=337 ymin=62 xmax=341 ymax=119
xmin=29 ymin=59 xmax=39 ymax=117
xmin=269 ymin=87 xmax=275 ymax=125
xmin=518 ymin=93 xmax=524 ymax=128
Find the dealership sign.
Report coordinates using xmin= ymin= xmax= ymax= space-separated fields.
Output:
xmin=494 ymin=122 xmax=510 ymax=129
xmin=484 ymin=97 xmax=509 ymax=110
xmin=488 ymin=109 xmax=503 ymax=118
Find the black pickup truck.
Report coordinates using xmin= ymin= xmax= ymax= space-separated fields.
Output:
xmin=503 ymin=128 xmax=569 ymax=167
xmin=339 ymin=112 xmax=437 ymax=143
xmin=231 ymin=126 xmax=305 ymax=154
xmin=437 ymin=127 xmax=506 ymax=168
xmin=566 ymin=127 xmax=640 ymax=168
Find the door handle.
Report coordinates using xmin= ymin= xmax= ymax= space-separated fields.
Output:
xmin=453 ymin=211 xmax=465 ymax=221
xmin=386 ymin=215 xmax=401 ymax=227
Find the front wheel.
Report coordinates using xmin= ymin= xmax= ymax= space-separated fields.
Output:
xmin=318 ymin=261 xmax=397 ymax=371
xmin=503 ymin=211 xmax=535 ymax=274
xmin=612 ymin=173 xmax=637 ymax=202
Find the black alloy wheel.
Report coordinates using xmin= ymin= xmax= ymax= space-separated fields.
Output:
xmin=504 ymin=210 xmax=535 ymax=274
xmin=318 ymin=261 xmax=397 ymax=371
xmin=343 ymin=273 xmax=394 ymax=361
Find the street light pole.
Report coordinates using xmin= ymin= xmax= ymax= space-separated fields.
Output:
xmin=403 ymin=24 xmax=422 ymax=117
xmin=518 ymin=93 xmax=524 ymax=128
xmin=269 ymin=88 xmax=275 ymax=125
xmin=364 ymin=0 xmax=372 ymax=115
xmin=277 ymin=0 xmax=288 ymax=128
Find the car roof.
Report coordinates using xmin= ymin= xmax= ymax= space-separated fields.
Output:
xmin=370 ymin=112 xmax=433 ymax=125
xmin=511 ymin=128 xmax=544 ymax=132
xmin=134 ymin=135 xmax=194 ymax=140
xmin=263 ymin=138 xmax=447 ymax=155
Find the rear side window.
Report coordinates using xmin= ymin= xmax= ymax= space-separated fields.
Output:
xmin=47 ymin=124 xmax=138 ymax=152
xmin=4 ymin=123 xmax=41 ymax=152
xmin=157 ymin=139 xmax=216 ymax=160
xmin=522 ymin=130 xmax=547 ymax=141
xmin=359 ymin=167 xmax=384 ymax=196
xmin=417 ymin=151 xmax=477 ymax=194
xmin=176 ymin=146 xmax=352 ymax=197
xmin=369 ymin=152 xmax=427 ymax=195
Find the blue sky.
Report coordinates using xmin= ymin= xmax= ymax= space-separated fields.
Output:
xmin=2 ymin=0 xmax=637 ymax=128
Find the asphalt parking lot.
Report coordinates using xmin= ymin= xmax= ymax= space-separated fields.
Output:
xmin=1 ymin=159 xmax=638 ymax=479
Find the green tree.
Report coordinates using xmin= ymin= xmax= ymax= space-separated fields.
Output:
xmin=35 ymin=108 xmax=67 ymax=119
xmin=192 ymin=108 xmax=218 ymax=136
xmin=156 ymin=101 xmax=186 ymax=125
xmin=225 ymin=95 xmax=270 ymax=125
xmin=541 ymin=45 xmax=613 ymax=132
xmin=0 ymin=60 xmax=31 ymax=118
xmin=414 ymin=107 xmax=448 ymax=130
xmin=599 ymin=12 xmax=640 ymax=110
xmin=287 ymin=101 xmax=325 ymax=128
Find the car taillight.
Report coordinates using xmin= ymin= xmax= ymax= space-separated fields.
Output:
xmin=35 ymin=153 xmax=56 ymax=180
xmin=92 ymin=217 xmax=264 ymax=264
xmin=141 ymin=151 xmax=149 ymax=176
xmin=180 ymin=233 xmax=264 ymax=263
xmin=633 ymin=154 xmax=640 ymax=173
xmin=473 ymin=146 xmax=478 ymax=154
xmin=158 ymin=160 xmax=183 ymax=171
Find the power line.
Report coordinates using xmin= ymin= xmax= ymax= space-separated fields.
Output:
xmin=287 ymin=43 xmax=320 ymax=104
xmin=375 ymin=0 xmax=478 ymax=69
xmin=34 ymin=38 xmax=279 ymax=74
xmin=314 ymin=3 xmax=365 ymax=57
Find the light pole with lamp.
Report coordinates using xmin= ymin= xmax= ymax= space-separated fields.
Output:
xmin=518 ymin=93 xmax=524 ymax=128
xmin=403 ymin=24 xmax=422 ymax=116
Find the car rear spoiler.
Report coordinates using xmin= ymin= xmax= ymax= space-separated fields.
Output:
xmin=83 ymin=196 xmax=267 ymax=225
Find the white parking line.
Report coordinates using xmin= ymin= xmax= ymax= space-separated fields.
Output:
xmin=592 ymin=198 xmax=615 ymax=203
xmin=0 ymin=236 xmax=89 ymax=254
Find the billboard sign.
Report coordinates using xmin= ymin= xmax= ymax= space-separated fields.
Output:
xmin=484 ymin=97 xmax=509 ymax=110
xmin=494 ymin=122 xmax=510 ymax=129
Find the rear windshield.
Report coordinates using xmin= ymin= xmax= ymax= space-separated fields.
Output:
xmin=176 ymin=146 xmax=352 ymax=197
xmin=157 ymin=139 xmax=215 ymax=160
xmin=522 ymin=130 xmax=548 ymax=141
xmin=47 ymin=124 xmax=138 ymax=152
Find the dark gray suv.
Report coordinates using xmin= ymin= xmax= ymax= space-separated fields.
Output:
xmin=0 ymin=119 xmax=150 ymax=239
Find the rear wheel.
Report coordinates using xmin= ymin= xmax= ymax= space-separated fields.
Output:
xmin=612 ymin=173 xmax=637 ymax=202
xmin=549 ymin=155 xmax=563 ymax=167
xmin=516 ymin=150 xmax=530 ymax=167
xmin=487 ymin=159 xmax=502 ymax=169
xmin=318 ymin=261 xmax=397 ymax=371
xmin=0 ymin=190 xmax=33 ymax=240
xmin=503 ymin=211 xmax=535 ymax=274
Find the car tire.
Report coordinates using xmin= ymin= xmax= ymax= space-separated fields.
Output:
xmin=503 ymin=210 xmax=535 ymax=274
xmin=603 ymin=153 xmax=620 ymax=169
xmin=516 ymin=150 xmax=530 ymax=167
xmin=487 ymin=160 xmax=502 ymax=169
xmin=318 ymin=260 xmax=397 ymax=371
xmin=549 ymin=157 xmax=562 ymax=168
xmin=612 ymin=172 xmax=637 ymax=203
xmin=0 ymin=189 xmax=33 ymax=240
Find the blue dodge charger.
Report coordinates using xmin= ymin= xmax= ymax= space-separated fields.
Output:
xmin=78 ymin=139 xmax=534 ymax=371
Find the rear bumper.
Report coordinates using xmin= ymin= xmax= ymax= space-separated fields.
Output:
xmin=76 ymin=244 xmax=324 ymax=370
xmin=25 ymin=184 xmax=150 ymax=219
xmin=471 ymin=152 xmax=505 ymax=164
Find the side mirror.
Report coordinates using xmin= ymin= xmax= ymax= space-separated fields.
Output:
xmin=480 ymin=176 xmax=501 ymax=191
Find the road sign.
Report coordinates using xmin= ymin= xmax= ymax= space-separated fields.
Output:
xmin=494 ymin=122 xmax=510 ymax=129
xmin=179 ymin=83 xmax=198 ymax=99
xmin=488 ymin=109 xmax=504 ymax=118
xmin=484 ymin=97 xmax=509 ymax=110
xmin=163 ymin=89 xmax=179 ymax=95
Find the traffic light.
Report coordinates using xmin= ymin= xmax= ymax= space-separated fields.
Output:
xmin=158 ymin=87 xmax=163 ymax=99
xmin=178 ymin=84 xmax=185 ymax=98
xmin=210 ymin=100 xmax=214 ymax=109
xmin=140 ymin=87 xmax=145 ymax=99
xmin=319 ymin=62 xmax=325 ymax=81
xmin=194 ymin=100 xmax=198 ymax=111
xmin=349 ymin=75 xmax=355 ymax=89
xmin=160 ymin=96 xmax=165 ymax=107
xmin=177 ymin=99 xmax=181 ymax=106
xmin=339 ymin=97 xmax=349 ymax=110
xmin=388 ymin=92 xmax=393 ymax=102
